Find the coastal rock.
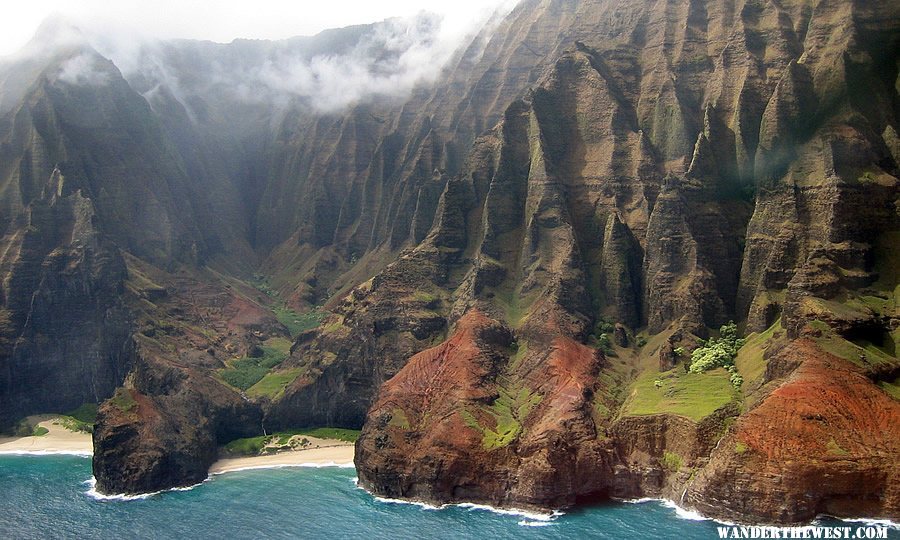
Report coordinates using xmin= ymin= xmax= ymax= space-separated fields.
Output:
xmin=0 ymin=0 xmax=897 ymax=526
xmin=353 ymin=0 xmax=900 ymax=525
xmin=356 ymin=311 xmax=615 ymax=509
xmin=0 ymin=168 xmax=132 ymax=427
xmin=686 ymin=339 xmax=900 ymax=523
xmin=93 ymin=344 xmax=263 ymax=495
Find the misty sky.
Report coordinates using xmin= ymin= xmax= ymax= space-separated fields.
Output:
xmin=0 ymin=0 xmax=512 ymax=56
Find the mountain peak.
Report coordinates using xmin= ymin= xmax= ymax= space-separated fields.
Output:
xmin=14 ymin=15 xmax=88 ymax=60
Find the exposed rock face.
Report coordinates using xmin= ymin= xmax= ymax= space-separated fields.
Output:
xmin=686 ymin=339 xmax=900 ymax=523
xmin=93 ymin=347 xmax=262 ymax=494
xmin=0 ymin=0 xmax=897 ymax=524
xmin=265 ymin=250 xmax=450 ymax=430
xmin=89 ymin=258 xmax=284 ymax=494
xmin=356 ymin=311 xmax=616 ymax=509
xmin=352 ymin=0 xmax=900 ymax=525
xmin=0 ymin=167 xmax=132 ymax=426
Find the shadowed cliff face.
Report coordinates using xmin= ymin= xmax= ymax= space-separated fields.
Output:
xmin=0 ymin=0 xmax=898 ymax=523
xmin=0 ymin=167 xmax=132 ymax=427
xmin=0 ymin=45 xmax=259 ymax=432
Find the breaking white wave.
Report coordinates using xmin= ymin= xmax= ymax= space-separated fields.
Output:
xmin=82 ymin=477 xmax=205 ymax=501
xmin=455 ymin=502 xmax=561 ymax=522
xmin=518 ymin=520 xmax=555 ymax=527
xmin=616 ymin=496 xmax=736 ymax=525
xmin=372 ymin=495 xmax=443 ymax=511
xmin=365 ymin=487 xmax=562 ymax=526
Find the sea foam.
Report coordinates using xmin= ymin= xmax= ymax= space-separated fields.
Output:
xmin=365 ymin=486 xmax=562 ymax=526
xmin=82 ymin=477 xmax=205 ymax=501
xmin=616 ymin=496 xmax=737 ymax=525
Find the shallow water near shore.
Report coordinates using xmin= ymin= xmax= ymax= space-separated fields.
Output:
xmin=1 ymin=455 xmax=896 ymax=539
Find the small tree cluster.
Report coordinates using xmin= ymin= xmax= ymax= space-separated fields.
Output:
xmin=688 ymin=322 xmax=745 ymax=388
xmin=595 ymin=333 xmax=614 ymax=355
xmin=591 ymin=317 xmax=616 ymax=356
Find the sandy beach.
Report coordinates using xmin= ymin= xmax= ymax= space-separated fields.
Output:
xmin=1 ymin=420 xmax=355 ymax=473
xmin=0 ymin=416 xmax=92 ymax=454
xmin=209 ymin=443 xmax=355 ymax=474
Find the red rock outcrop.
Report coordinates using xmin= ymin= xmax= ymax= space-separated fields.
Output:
xmin=356 ymin=311 xmax=618 ymax=509
xmin=0 ymin=0 xmax=897 ymax=521
xmin=352 ymin=0 xmax=900 ymax=524
xmin=687 ymin=339 xmax=900 ymax=523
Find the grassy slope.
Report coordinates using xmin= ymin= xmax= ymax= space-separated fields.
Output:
xmin=219 ymin=337 xmax=294 ymax=392
xmin=246 ymin=368 xmax=303 ymax=399
xmin=810 ymin=320 xmax=897 ymax=370
xmin=878 ymin=378 xmax=900 ymax=401
xmin=621 ymin=367 xmax=736 ymax=421
xmin=620 ymin=327 xmax=737 ymax=422
xmin=274 ymin=307 xmax=325 ymax=337
xmin=734 ymin=318 xmax=783 ymax=389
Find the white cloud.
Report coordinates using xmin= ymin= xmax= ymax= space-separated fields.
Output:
xmin=0 ymin=1 xmax=515 ymax=56
xmin=1 ymin=0 xmax=518 ymax=111
xmin=56 ymin=52 xmax=111 ymax=87
xmin=249 ymin=12 xmax=477 ymax=111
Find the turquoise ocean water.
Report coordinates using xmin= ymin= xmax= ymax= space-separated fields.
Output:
xmin=1 ymin=455 xmax=896 ymax=539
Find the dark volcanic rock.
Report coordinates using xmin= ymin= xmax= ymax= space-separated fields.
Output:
xmin=93 ymin=344 xmax=263 ymax=495
xmin=1 ymin=0 xmax=898 ymax=525
xmin=0 ymin=168 xmax=132 ymax=427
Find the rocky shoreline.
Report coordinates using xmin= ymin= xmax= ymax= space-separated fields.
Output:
xmin=0 ymin=0 xmax=897 ymax=526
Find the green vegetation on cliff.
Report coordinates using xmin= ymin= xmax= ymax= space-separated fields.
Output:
xmin=223 ymin=428 xmax=360 ymax=456
xmin=588 ymin=317 xmax=617 ymax=356
xmin=291 ymin=427 xmax=360 ymax=442
xmin=220 ymin=361 xmax=269 ymax=391
xmin=274 ymin=307 xmax=325 ymax=337
xmin=65 ymin=403 xmax=99 ymax=424
xmin=878 ymin=378 xmax=900 ymax=401
xmin=220 ymin=338 xmax=291 ymax=391
xmin=55 ymin=416 xmax=94 ymax=434
xmin=735 ymin=319 xmax=784 ymax=389
xmin=662 ymin=451 xmax=683 ymax=471
xmin=41 ymin=403 xmax=102 ymax=434
xmin=246 ymin=368 xmax=303 ymax=399
xmin=688 ymin=322 xmax=745 ymax=388
xmin=223 ymin=435 xmax=270 ymax=455
xmin=809 ymin=320 xmax=897 ymax=370
xmin=620 ymin=327 xmax=738 ymax=421
xmin=462 ymin=381 xmax=542 ymax=450
xmin=110 ymin=388 xmax=137 ymax=413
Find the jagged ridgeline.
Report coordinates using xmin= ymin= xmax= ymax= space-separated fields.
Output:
xmin=0 ymin=0 xmax=898 ymax=525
